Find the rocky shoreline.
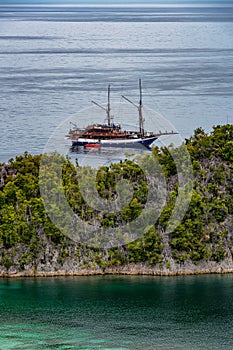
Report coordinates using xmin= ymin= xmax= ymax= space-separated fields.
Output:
xmin=1 ymin=259 xmax=233 ymax=278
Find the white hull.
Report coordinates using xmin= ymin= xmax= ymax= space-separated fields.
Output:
xmin=71 ymin=136 xmax=158 ymax=148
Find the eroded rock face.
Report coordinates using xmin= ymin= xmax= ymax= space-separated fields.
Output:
xmin=0 ymin=164 xmax=17 ymax=187
xmin=0 ymin=239 xmax=233 ymax=278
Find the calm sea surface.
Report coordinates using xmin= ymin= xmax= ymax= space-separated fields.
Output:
xmin=0 ymin=4 xmax=233 ymax=163
xmin=0 ymin=275 xmax=233 ymax=349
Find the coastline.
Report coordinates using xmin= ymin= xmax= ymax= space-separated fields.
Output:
xmin=1 ymin=259 xmax=233 ymax=278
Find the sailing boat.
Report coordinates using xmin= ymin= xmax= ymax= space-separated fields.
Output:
xmin=68 ymin=79 xmax=177 ymax=149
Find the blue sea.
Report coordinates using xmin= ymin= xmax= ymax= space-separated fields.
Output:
xmin=0 ymin=3 xmax=233 ymax=163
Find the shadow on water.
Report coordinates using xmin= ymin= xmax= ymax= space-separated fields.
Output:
xmin=69 ymin=145 xmax=151 ymax=168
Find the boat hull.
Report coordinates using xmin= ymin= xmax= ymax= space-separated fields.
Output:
xmin=71 ymin=136 xmax=157 ymax=149
xmin=84 ymin=143 xmax=101 ymax=148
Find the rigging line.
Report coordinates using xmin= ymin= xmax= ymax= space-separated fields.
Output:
xmin=115 ymin=84 xmax=125 ymax=120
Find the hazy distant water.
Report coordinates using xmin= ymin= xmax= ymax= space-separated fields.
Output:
xmin=0 ymin=275 xmax=233 ymax=349
xmin=0 ymin=4 xmax=233 ymax=162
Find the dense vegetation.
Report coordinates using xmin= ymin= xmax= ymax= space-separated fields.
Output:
xmin=0 ymin=125 xmax=232 ymax=273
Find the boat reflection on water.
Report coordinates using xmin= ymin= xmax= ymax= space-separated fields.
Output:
xmin=69 ymin=143 xmax=149 ymax=168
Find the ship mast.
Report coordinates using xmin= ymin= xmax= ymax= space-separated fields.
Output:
xmin=122 ymin=78 xmax=145 ymax=136
xmin=107 ymin=84 xmax=111 ymax=126
xmin=91 ymin=84 xmax=111 ymax=126
xmin=138 ymin=78 xmax=144 ymax=136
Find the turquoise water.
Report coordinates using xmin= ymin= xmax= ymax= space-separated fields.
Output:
xmin=0 ymin=275 xmax=233 ymax=349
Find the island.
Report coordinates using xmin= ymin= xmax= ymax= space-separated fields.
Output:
xmin=0 ymin=124 xmax=232 ymax=277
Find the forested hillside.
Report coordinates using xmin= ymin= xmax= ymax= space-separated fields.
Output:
xmin=0 ymin=125 xmax=232 ymax=276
